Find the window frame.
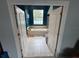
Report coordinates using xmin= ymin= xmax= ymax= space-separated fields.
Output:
xmin=33 ymin=9 xmax=44 ymax=26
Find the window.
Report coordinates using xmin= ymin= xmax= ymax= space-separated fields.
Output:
xmin=33 ymin=9 xmax=44 ymax=25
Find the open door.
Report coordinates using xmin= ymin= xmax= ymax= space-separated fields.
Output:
xmin=48 ymin=6 xmax=63 ymax=56
xmin=14 ymin=6 xmax=27 ymax=57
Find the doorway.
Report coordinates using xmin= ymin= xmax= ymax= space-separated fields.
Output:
xmin=7 ymin=0 xmax=69 ymax=57
xmin=14 ymin=5 xmax=63 ymax=57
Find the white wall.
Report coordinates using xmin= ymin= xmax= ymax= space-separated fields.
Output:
xmin=60 ymin=0 xmax=79 ymax=52
xmin=0 ymin=0 xmax=18 ymax=58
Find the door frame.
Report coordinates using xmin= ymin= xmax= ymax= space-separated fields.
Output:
xmin=7 ymin=0 xmax=70 ymax=57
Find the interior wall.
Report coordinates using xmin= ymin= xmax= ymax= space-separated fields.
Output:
xmin=0 ymin=0 xmax=18 ymax=58
xmin=60 ymin=0 xmax=79 ymax=52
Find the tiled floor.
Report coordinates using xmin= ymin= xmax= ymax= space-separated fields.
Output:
xmin=24 ymin=36 xmax=53 ymax=57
